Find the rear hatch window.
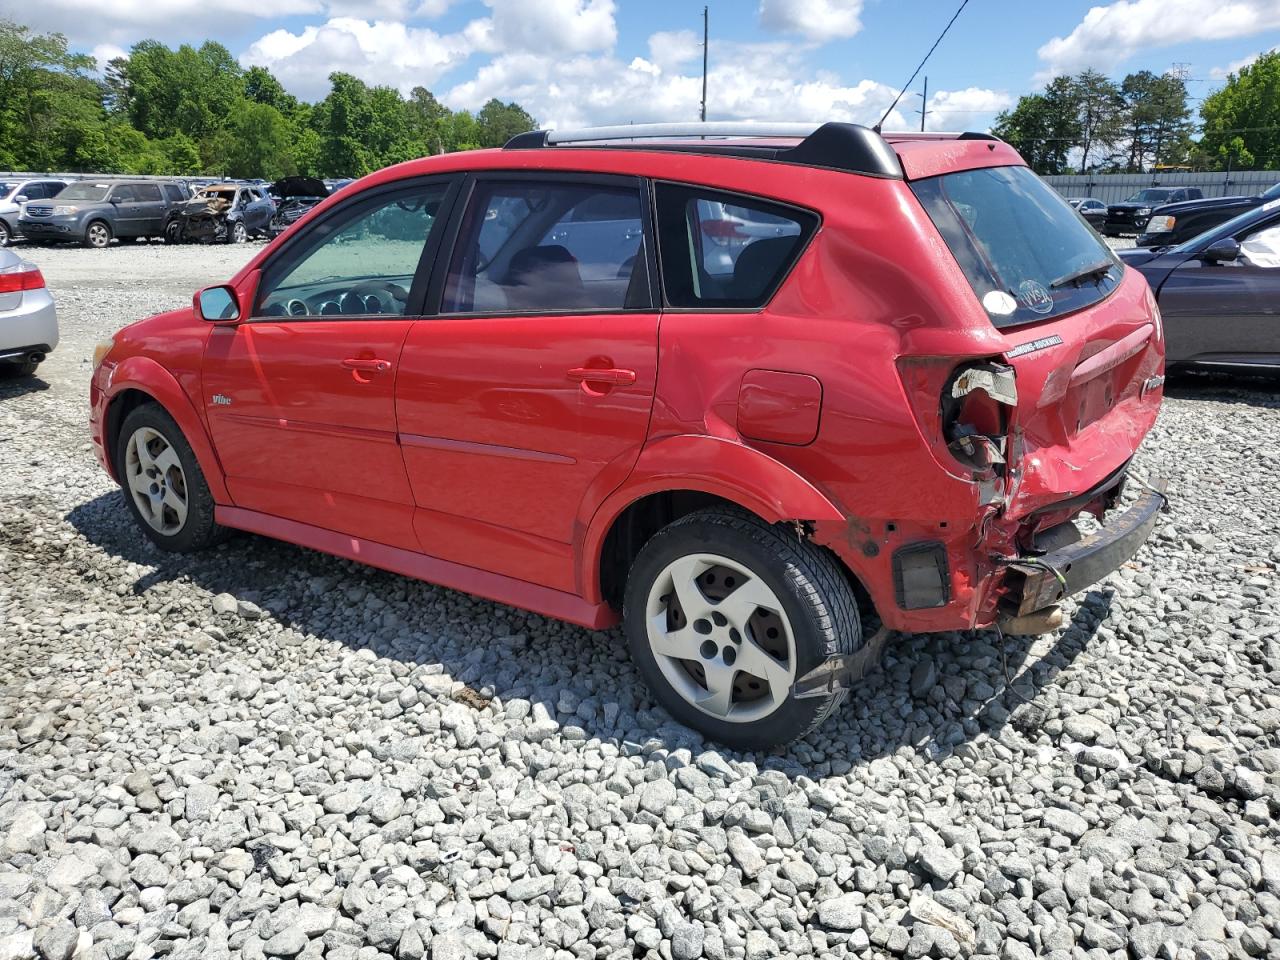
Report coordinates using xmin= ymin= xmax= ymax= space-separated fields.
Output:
xmin=911 ymin=165 xmax=1120 ymax=329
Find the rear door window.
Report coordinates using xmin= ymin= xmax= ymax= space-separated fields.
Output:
xmin=654 ymin=184 xmax=817 ymax=308
xmin=136 ymin=184 xmax=162 ymax=202
xmin=441 ymin=179 xmax=651 ymax=314
xmin=911 ymin=165 xmax=1121 ymax=329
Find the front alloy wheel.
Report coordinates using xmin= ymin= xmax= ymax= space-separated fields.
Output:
xmin=116 ymin=403 xmax=229 ymax=552
xmin=85 ymin=221 xmax=111 ymax=248
xmin=125 ymin=426 xmax=189 ymax=535
xmin=624 ymin=508 xmax=862 ymax=749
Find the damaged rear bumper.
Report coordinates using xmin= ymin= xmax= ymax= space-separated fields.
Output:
xmin=1003 ymin=478 xmax=1168 ymax=618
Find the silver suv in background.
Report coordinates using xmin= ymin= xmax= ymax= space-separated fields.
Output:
xmin=0 ymin=179 xmax=68 ymax=246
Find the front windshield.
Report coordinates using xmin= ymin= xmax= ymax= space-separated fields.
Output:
xmin=58 ymin=183 xmax=111 ymax=202
xmin=1170 ymin=198 xmax=1280 ymax=255
xmin=1125 ymin=189 xmax=1174 ymax=203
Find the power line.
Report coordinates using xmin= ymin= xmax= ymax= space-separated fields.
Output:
xmin=875 ymin=0 xmax=971 ymax=132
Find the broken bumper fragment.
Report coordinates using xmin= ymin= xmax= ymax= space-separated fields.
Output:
xmin=1004 ymin=478 xmax=1168 ymax=617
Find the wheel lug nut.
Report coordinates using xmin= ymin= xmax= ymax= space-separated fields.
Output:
xmin=699 ymin=640 xmax=717 ymax=660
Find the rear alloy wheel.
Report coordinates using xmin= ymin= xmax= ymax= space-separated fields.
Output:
xmin=624 ymin=508 xmax=861 ymax=749
xmin=117 ymin=404 xmax=228 ymax=552
xmin=84 ymin=220 xmax=112 ymax=248
xmin=230 ymin=221 xmax=247 ymax=244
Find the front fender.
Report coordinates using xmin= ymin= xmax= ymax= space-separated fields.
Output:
xmin=106 ymin=356 xmax=230 ymax=504
xmin=576 ymin=434 xmax=845 ymax=603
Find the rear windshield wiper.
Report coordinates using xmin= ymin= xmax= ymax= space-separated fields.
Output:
xmin=1050 ymin=259 xmax=1115 ymax=289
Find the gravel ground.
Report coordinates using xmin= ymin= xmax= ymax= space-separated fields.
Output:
xmin=2 ymin=241 xmax=1279 ymax=960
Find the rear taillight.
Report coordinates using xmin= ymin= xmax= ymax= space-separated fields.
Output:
xmin=0 ymin=262 xmax=44 ymax=293
xmin=897 ymin=357 xmax=1017 ymax=486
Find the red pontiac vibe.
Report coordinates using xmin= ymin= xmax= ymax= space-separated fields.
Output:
xmin=90 ymin=122 xmax=1167 ymax=748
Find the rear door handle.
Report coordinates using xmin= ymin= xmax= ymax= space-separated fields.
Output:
xmin=567 ymin=366 xmax=636 ymax=385
xmin=342 ymin=358 xmax=392 ymax=372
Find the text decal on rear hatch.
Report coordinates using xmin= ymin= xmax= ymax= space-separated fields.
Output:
xmin=1006 ymin=334 xmax=1063 ymax=359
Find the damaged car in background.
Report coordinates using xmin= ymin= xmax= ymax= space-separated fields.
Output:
xmin=267 ymin=177 xmax=330 ymax=238
xmin=165 ymin=183 xmax=275 ymax=244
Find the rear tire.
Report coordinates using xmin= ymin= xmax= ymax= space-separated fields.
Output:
xmin=623 ymin=508 xmax=860 ymax=749
xmin=115 ymin=403 xmax=229 ymax=553
xmin=229 ymin=221 xmax=247 ymax=244
xmin=84 ymin=220 xmax=112 ymax=248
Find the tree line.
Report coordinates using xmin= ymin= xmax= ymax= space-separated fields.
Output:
xmin=0 ymin=19 xmax=536 ymax=178
xmin=993 ymin=53 xmax=1280 ymax=175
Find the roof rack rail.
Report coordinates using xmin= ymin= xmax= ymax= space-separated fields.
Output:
xmin=504 ymin=121 xmax=905 ymax=179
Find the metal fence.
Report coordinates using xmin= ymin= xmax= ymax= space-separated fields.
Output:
xmin=1044 ymin=171 xmax=1280 ymax=203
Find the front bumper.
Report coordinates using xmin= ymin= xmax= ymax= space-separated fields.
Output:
xmin=18 ymin=217 xmax=82 ymax=240
xmin=1004 ymin=479 xmax=1168 ymax=617
xmin=1104 ymin=216 xmax=1149 ymax=235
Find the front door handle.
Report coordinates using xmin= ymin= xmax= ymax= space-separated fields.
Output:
xmin=567 ymin=366 xmax=636 ymax=385
xmin=342 ymin=358 xmax=392 ymax=373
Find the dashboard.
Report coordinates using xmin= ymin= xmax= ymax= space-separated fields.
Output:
xmin=258 ymin=279 xmax=411 ymax=318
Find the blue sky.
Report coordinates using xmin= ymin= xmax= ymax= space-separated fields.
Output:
xmin=20 ymin=0 xmax=1280 ymax=130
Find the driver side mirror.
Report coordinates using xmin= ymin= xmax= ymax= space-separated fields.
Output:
xmin=1202 ymin=237 xmax=1241 ymax=263
xmin=195 ymin=285 xmax=241 ymax=323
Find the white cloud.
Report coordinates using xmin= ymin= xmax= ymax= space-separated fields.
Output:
xmin=466 ymin=0 xmax=616 ymax=55
xmin=91 ymin=43 xmax=129 ymax=70
xmin=240 ymin=18 xmax=473 ymax=101
xmin=20 ymin=0 xmax=320 ymax=45
xmin=923 ymin=87 xmax=1014 ymax=132
xmin=647 ymin=30 xmax=700 ymax=72
xmin=758 ymin=0 xmax=864 ymax=43
xmin=1210 ymin=45 xmax=1279 ymax=79
xmin=444 ymin=37 xmax=1007 ymax=133
xmin=1038 ymin=0 xmax=1280 ymax=77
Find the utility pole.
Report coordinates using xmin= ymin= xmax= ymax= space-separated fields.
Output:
xmin=700 ymin=6 xmax=708 ymax=122
xmin=919 ymin=76 xmax=928 ymax=131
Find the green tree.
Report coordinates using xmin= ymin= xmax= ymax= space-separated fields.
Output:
xmin=992 ymin=78 xmax=1080 ymax=174
xmin=244 ymin=65 xmax=298 ymax=116
xmin=1071 ymin=69 xmax=1124 ymax=172
xmin=476 ymin=98 xmax=536 ymax=148
xmin=1120 ymin=70 xmax=1193 ymax=171
xmin=0 ymin=18 xmax=103 ymax=170
xmin=121 ymin=40 xmax=243 ymax=142
xmin=208 ymin=101 xmax=295 ymax=179
xmin=1200 ymin=51 xmax=1280 ymax=170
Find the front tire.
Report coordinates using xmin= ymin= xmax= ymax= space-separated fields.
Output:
xmin=623 ymin=508 xmax=861 ymax=749
xmin=84 ymin=220 xmax=112 ymax=248
xmin=0 ymin=221 xmax=11 ymax=246
xmin=115 ymin=403 xmax=228 ymax=552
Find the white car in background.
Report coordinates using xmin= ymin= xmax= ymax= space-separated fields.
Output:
xmin=0 ymin=178 xmax=68 ymax=246
xmin=0 ymin=248 xmax=57 ymax=377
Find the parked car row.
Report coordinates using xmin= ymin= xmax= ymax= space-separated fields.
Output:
xmin=6 ymin=176 xmax=350 ymax=248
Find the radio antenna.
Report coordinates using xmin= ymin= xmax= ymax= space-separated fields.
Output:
xmin=874 ymin=0 xmax=971 ymax=132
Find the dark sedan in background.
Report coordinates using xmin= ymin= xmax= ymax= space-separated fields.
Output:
xmin=1119 ymin=200 xmax=1280 ymax=372
xmin=1104 ymin=186 xmax=1203 ymax=236
xmin=1136 ymin=182 xmax=1280 ymax=247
